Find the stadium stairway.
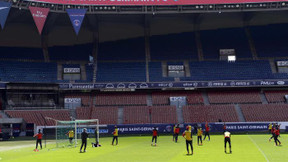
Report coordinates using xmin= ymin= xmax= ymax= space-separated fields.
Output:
xmin=117 ymin=107 xmax=124 ymax=124
xmin=147 ymin=94 xmax=152 ymax=106
xmin=184 ymin=61 xmax=191 ymax=77
xmin=269 ymin=59 xmax=277 ymax=73
xmin=80 ymin=64 xmax=87 ymax=80
xmin=57 ymin=63 xmax=62 ymax=80
xmin=260 ymin=91 xmax=268 ymax=104
xmin=162 ymin=62 xmax=167 ymax=77
xmin=0 ymin=111 xmax=9 ymax=118
xmin=245 ymin=27 xmax=258 ymax=60
xmin=234 ymin=104 xmax=246 ymax=122
xmin=69 ymin=109 xmax=77 ymax=120
xmin=176 ymin=106 xmax=184 ymax=124
xmin=201 ymin=91 xmax=210 ymax=105
xmin=195 ymin=31 xmax=204 ymax=61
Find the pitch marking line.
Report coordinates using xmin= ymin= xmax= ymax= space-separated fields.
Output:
xmin=248 ymin=135 xmax=269 ymax=162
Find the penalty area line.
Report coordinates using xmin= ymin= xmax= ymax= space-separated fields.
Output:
xmin=248 ymin=135 xmax=269 ymax=162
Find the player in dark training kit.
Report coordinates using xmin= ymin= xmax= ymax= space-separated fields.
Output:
xmin=80 ymin=128 xmax=88 ymax=153
xmin=151 ymin=127 xmax=159 ymax=146
xmin=273 ymin=125 xmax=281 ymax=146
xmin=183 ymin=125 xmax=193 ymax=155
xmin=204 ymin=122 xmax=210 ymax=141
xmin=174 ymin=124 xmax=180 ymax=143
xmin=224 ymin=131 xmax=232 ymax=154
xmin=33 ymin=129 xmax=43 ymax=151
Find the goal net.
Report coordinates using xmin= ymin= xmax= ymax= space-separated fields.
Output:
xmin=55 ymin=119 xmax=99 ymax=148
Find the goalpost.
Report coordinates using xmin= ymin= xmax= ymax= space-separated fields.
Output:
xmin=55 ymin=119 xmax=99 ymax=148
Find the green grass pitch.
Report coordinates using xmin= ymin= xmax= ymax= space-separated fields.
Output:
xmin=0 ymin=134 xmax=287 ymax=162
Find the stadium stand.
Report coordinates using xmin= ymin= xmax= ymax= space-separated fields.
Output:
xmin=65 ymin=94 xmax=92 ymax=107
xmin=151 ymin=91 xmax=203 ymax=105
xmin=0 ymin=61 xmax=57 ymax=83
xmin=76 ymin=107 xmax=91 ymax=119
xmin=183 ymin=105 xmax=239 ymax=123
xmin=264 ymin=90 xmax=288 ymax=103
xmin=123 ymin=106 xmax=150 ymax=124
xmin=201 ymin=28 xmax=252 ymax=59
xmin=150 ymin=32 xmax=198 ymax=60
xmin=149 ymin=62 xmax=175 ymax=82
xmin=48 ymin=43 xmax=93 ymax=61
xmin=241 ymin=104 xmax=288 ymax=121
xmin=5 ymin=110 xmax=70 ymax=126
xmin=62 ymin=64 xmax=80 ymax=68
xmin=250 ymin=24 xmax=288 ymax=58
xmin=0 ymin=46 xmax=44 ymax=60
xmin=96 ymin=62 xmax=146 ymax=82
xmin=183 ymin=60 xmax=274 ymax=81
xmin=151 ymin=106 xmax=177 ymax=124
xmin=76 ymin=107 xmax=118 ymax=124
xmin=207 ymin=91 xmax=262 ymax=104
xmin=98 ymin=37 xmax=145 ymax=61
xmin=95 ymin=93 xmax=147 ymax=106
xmin=123 ymin=106 xmax=177 ymax=124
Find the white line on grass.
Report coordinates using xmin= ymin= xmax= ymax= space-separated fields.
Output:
xmin=248 ymin=135 xmax=269 ymax=162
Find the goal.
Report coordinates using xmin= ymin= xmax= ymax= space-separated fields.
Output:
xmin=55 ymin=119 xmax=99 ymax=148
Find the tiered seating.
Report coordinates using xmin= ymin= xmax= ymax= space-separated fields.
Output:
xmin=75 ymin=64 xmax=94 ymax=83
xmin=250 ymin=24 xmax=288 ymax=57
xmin=123 ymin=106 xmax=150 ymax=124
xmin=0 ymin=46 xmax=44 ymax=60
xmin=62 ymin=64 xmax=80 ymax=68
xmin=123 ymin=106 xmax=177 ymax=124
xmin=65 ymin=94 xmax=91 ymax=107
xmin=76 ymin=107 xmax=91 ymax=119
xmin=264 ymin=90 xmax=288 ymax=103
xmin=98 ymin=37 xmax=145 ymax=61
xmin=152 ymin=91 xmax=203 ymax=105
xmin=151 ymin=106 xmax=177 ymax=124
xmin=150 ymin=32 xmax=198 ymax=60
xmin=96 ymin=62 xmax=146 ymax=82
xmin=183 ymin=60 xmax=273 ymax=81
xmin=149 ymin=62 xmax=174 ymax=82
xmin=0 ymin=61 xmax=57 ymax=83
xmin=5 ymin=110 xmax=70 ymax=126
xmin=201 ymin=28 xmax=252 ymax=59
xmin=208 ymin=91 xmax=261 ymax=104
xmin=183 ymin=105 xmax=239 ymax=123
xmin=95 ymin=93 xmax=147 ymax=106
xmin=241 ymin=104 xmax=288 ymax=121
xmin=91 ymin=107 xmax=118 ymax=124
xmin=48 ymin=43 xmax=93 ymax=61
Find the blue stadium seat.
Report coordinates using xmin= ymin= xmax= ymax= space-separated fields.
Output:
xmin=150 ymin=32 xmax=198 ymax=60
xmin=201 ymin=28 xmax=252 ymax=59
xmin=0 ymin=61 xmax=57 ymax=83
xmin=149 ymin=62 xmax=174 ymax=82
xmin=182 ymin=60 xmax=275 ymax=81
xmin=98 ymin=37 xmax=145 ymax=61
xmin=48 ymin=43 xmax=93 ymax=61
xmin=0 ymin=46 xmax=44 ymax=60
xmin=250 ymin=24 xmax=288 ymax=57
xmin=96 ymin=62 xmax=146 ymax=82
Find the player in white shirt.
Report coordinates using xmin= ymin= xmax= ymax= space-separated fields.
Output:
xmin=224 ymin=131 xmax=232 ymax=153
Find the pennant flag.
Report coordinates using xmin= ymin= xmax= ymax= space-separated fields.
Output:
xmin=29 ymin=7 xmax=50 ymax=34
xmin=0 ymin=1 xmax=12 ymax=29
xmin=66 ymin=9 xmax=87 ymax=35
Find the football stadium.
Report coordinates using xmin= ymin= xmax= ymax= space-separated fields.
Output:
xmin=1 ymin=0 xmax=288 ymax=161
